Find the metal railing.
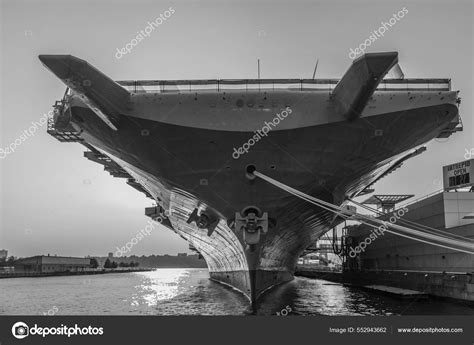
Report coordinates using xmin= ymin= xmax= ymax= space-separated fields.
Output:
xmin=47 ymin=96 xmax=83 ymax=142
xmin=116 ymin=78 xmax=451 ymax=94
xmin=398 ymin=189 xmax=444 ymax=209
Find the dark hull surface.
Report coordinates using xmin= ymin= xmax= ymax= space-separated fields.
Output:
xmin=39 ymin=53 xmax=461 ymax=303
xmin=72 ymin=103 xmax=457 ymax=302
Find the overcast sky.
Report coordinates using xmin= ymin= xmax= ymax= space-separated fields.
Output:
xmin=0 ymin=0 xmax=472 ymax=258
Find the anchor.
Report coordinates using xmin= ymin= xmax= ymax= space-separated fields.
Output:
xmin=187 ymin=208 xmax=219 ymax=236
xmin=235 ymin=206 xmax=269 ymax=251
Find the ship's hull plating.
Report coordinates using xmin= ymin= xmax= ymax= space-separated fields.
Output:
xmin=37 ymin=53 xmax=461 ymax=303
xmin=68 ymin=92 xmax=458 ymax=303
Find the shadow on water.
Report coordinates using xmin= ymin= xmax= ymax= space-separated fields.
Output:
xmin=249 ymin=279 xmax=300 ymax=316
xmin=245 ymin=277 xmax=474 ymax=316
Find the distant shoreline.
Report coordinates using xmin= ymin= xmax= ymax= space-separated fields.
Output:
xmin=0 ymin=268 xmax=154 ymax=279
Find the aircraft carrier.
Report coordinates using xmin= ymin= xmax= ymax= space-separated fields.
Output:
xmin=39 ymin=52 xmax=462 ymax=304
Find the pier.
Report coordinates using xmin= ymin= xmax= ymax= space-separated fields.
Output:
xmin=296 ymin=160 xmax=474 ymax=303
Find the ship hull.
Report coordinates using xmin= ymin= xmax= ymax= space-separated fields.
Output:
xmin=71 ymin=99 xmax=458 ymax=303
xmin=210 ymin=270 xmax=294 ymax=303
xmin=39 ymin=54 xmax=461 ymax=305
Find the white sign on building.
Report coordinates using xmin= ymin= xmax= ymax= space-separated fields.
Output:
xmin=443 ymin=159 xmax=473 ymax=190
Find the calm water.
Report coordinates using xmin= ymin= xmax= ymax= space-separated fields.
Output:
xmin=0 ymin=269 xmax=473 ymax=315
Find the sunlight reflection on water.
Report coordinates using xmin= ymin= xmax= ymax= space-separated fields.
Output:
xmin=132 ymin=269 xmax=189 ymax=307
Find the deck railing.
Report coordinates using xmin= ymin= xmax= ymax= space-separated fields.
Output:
xmin=116 ymin=78 xmax=451 ymax=93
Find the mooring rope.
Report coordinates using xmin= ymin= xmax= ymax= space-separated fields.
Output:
xmin=348 ymin=197 xmax=473 ymax=242
xmin=253 ymin=170 xmax=474 ymax=255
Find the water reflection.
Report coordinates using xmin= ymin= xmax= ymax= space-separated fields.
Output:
xmin=252 ymin=277 xmax=473 ymax=316
xmin=132 ymin=269 xmax=189 ymax=307
xmin=1 ymin=269 xmax=472 ymax=315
